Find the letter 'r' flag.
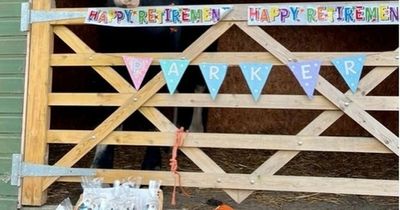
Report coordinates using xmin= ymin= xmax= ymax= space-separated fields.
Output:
xmin=331 ymin=54 xmax=366 ymax=93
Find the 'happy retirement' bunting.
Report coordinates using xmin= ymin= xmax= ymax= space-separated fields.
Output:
xmin=85 ymin=5 xmax=233 ymax=27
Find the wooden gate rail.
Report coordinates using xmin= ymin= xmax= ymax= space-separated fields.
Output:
xmin=47 ymin=93 xmax=398 ymax=110
xmin=22 ymin=2 xmax=399 ymax=206
xmin=47 ymin=130 xmax=392 ymax=153
xmin=50 ymin=52 xmax=398 ymax=66
xmin=56 ymin=170 xmax=398 ymax=196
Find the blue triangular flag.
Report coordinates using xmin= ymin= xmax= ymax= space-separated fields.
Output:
xmin=199 ymin=63 xmax=228 ymax=100
xmin=239 ymin=63 xmax=273 ymax=101
xmin=160 ymin=59 xmax=190 ymax=94
xmin=331 ymin=55 xmax=366 ymax=93
xmin=288 ymin=60 xmax=321 ymax=99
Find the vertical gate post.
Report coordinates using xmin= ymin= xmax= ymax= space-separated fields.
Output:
xmin=21 ymin=0 xmax=53 ymax=206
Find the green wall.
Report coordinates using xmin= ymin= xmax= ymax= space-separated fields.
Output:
xmin=0 ymin=0 xmax=27 ymax=209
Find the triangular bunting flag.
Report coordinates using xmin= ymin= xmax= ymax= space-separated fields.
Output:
xmin=331 ymin=54 xmax=366 ymax=93
xmin=123 ymin=56 xmax=153 ymax=90
xmin=160 ymin=59 xmax=190 ymax=94
xmin=239 ymin=63 xmax=273 ymax=101
xmin=288 ymin=60 xmax=322 ymax=99
xmin=199 ymin=63 xmax=228 ymax=100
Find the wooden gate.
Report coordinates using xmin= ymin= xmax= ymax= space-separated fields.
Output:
xmin=21 ymin=1 xmax=399 ymax=206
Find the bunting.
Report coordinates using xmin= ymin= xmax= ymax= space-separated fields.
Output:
xmin=288 ymin=60 xmax=322 ymax=99
xmin=332 ymin=54 xmax=366 ymax=93
xmin=199 ymin=63 xmax=228 ymax=100
xmin=239 ymin=63 xmax=273 ymax=101
xmin=122 ymin=56 xmax=152 ymax=90
xmin=160 ymin=59 xmax=190 ymax=94
xmin=120 ymin=54 xmax=367 ymax=100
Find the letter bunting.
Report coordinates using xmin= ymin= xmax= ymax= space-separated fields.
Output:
xmin=123 ymin=55 xmax=366 ymax=100
xmin=199 ymin=63 xmax=228 ymax=100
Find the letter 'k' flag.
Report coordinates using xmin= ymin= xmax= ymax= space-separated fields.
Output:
xmin=332 ymin=54 xmax=366 ymax=93
xmin=288 ymin=60 xmax=322 ymax=99
xmin=239 ymin=63 xmax=273 ymax=101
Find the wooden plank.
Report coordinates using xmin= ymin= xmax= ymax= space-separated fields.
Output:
xmin=42 ymin=22 xmax=234 ymax=190
xmin=53 ymin=26 xmax=134 ymax=93
xmin=233 ymin=22 xmax=399 ymax=202
xmin=0 ymin=134 xmax=20 ymax=154
xmin=0 ymin=156 xmax=12 ymax=174
xmin=47 ymin=130 xmax=392 ymax=153
xmin=48 ymin=93 xmax=399 ymax=111
xmin=0 ymin=57 xmax=26 ymax=74
xmin=0 ymin=114 xmax=22 ymax=133
xmin=58 ymin=170 xmax=399 ymax=196
xmin=21 ymin=0 xmax=52 ymax=206
xmin=233 ymin=68 xmax=398 ymax=202
xmin=235 ymin=22 xmax=399 ymax=154
xmin=41 ymin=72 xmax=166 ymax=191
xmin=317 ymin=76 xmax=399 ymax=154
xmin=0 ymin=18 xmax=26 ymax=36
xmin=0 ymin=38 xmax=26 ymax=55
xmin=51 ymin=51 xmax=399 ymax=67
xmin=0 ymin=95 xmax=23 ymax=113
xmin=0 ymin=197 xmax=18 ymax=210
xmin=0 ymin=156 xmax=17 ymax=196
xmin=0 ymin=2 xmax=22 ymax=18
xmin=0 ymin=77 xmax=24 ymax=93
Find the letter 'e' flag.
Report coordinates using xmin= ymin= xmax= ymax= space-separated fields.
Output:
xmin=288 ymin=60 xmax=322 ymax=99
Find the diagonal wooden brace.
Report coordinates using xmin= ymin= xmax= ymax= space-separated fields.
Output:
xmin=42 ymin=73 xmax=165 ymax=190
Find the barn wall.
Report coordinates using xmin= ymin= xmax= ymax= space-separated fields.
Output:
xmin=0 ymin=0 xmax=27 ymax=209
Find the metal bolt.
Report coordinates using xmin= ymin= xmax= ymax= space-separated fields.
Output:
xmin=395 ymin=55 xmax=399 ymax=60
xmin=250 ymin=180 xmax=255 ymax=184
xmin=91 ymin=135 xmax=96 ymax=140
xmin=89 ymin=56 xmax=93 ymax=60
xmin=181 ymin=57 xmax=186 ymax=60
xmin=344 ymin=102 xmax=350 ymax=107
xmin=217 ymin=178 xmax=222 ymax=183
xmin=384 ymin=140 xmax=390 ymax=144
xmin=297 ymin=141 xmax=303 ymax=146
xmin=133 ymin=98 xmax=138 ymax=102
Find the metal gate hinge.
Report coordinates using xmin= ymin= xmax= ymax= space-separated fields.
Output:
xmin=11 ymin=154 xmax=96 ymax=186
xmin=20 ymin=2 xmax=86 ymax=32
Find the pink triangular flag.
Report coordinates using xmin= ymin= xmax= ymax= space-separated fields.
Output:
xmin=123 ymin=56 xmax=153 ymax=90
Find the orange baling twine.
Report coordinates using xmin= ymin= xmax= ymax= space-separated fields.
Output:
xmin=170 ymin=127 xmax=190 ymax=205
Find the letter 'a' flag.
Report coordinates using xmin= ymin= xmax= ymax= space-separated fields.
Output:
xmin=239 ymin=63 xmax=273 ymax=101
xmin=123 ymin=56 xmax=153 ymax=90
xmin=199 ymin=63 xmax=228 ymax=100
xmin=331 ymin=54 xmax=366 ymax=93
xmin=160 ymin=59 xmax=190 ymax=94
xmin=288 ymin=60 xmax=322 ymax=99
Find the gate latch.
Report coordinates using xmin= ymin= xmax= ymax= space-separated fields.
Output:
xmin=11 ymin=154 xmax=96 ymax=186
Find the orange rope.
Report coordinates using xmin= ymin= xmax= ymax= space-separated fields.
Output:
xmin=170 ymin=127 xmax=190 ymax=206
